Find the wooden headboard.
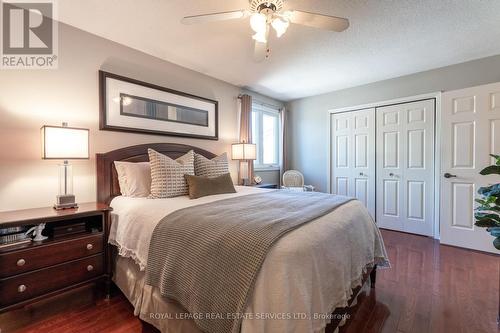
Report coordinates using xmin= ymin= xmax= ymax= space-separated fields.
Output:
xmin=96 ymin=143 xmax=217 ymax=204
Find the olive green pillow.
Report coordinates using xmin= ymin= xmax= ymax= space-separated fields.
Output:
xmin=184 ymin=173 xmax=236 ymax=199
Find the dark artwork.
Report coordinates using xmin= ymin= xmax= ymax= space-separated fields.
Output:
xmin=119 ymin=93 xmax=209 ymax=127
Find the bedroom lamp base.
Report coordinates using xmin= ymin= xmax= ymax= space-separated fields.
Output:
xmin=54 ymin=194 xmax=78 ymax=210
xmin=54 ymin=161 xmax=78 ymax=210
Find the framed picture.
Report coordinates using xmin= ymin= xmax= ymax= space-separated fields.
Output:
xmin=99 ymin=71 xmax=218 ymax=140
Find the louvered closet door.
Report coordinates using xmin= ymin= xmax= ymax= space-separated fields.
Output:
xmin=440 ymin=82 xmax=500 ymax=253
xmin=376 ymin=100 xmax=435 ymax=236
xmin=331 ymin=109 xmax=375 ymax=218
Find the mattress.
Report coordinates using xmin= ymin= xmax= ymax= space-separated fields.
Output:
xmin=109 ymin=186 xmax=388 ymax=333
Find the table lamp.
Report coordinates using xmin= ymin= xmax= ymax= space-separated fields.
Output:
xmin=41 ymin=123 xmax=89 ymax=210
xmin=231 ymin=141 xmax=256 ymax=185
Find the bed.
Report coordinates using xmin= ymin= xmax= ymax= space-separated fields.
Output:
xmin=96 ymin=143 xmax=388 ymax=333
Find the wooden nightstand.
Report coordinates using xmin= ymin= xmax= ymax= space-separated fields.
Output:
xmin=0 ymin=203 xmax=111 ymax=313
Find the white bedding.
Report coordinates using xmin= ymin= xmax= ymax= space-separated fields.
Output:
xmin=109 ymin=186 xmax=388 ymax=333
xmin=110 ymin=186 xmax=271 ymax=270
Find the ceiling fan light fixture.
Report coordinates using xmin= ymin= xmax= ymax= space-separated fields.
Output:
xmin=271 ymin=17 xmax=289 ymax=38
xmin=181 ymin=1 xmax=350 ymax=61
xmin=250 ymin=12 xmax=267 ymax=33
xmin=252 ymin=31 xmax=267 ymax=43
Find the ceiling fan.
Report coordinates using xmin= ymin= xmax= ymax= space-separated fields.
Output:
xmin=182 ymin=0 xmax=349 ymax=61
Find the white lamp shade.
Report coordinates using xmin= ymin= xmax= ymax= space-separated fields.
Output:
xmin=271 ymin=17 xmax=289 ymax=38
xmin=250 ymin=13 xmax=267 ymax=33
xmin=231 ymin=143 xmax=256 ymax=160
xmin=41 ymin=125 xmax=89 ymax=159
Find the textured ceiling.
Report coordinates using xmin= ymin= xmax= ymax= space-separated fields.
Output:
xmin=58 ymin=0 xmax=500 ymax=101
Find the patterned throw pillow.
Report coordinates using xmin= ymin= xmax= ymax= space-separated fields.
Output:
xmin=148 ymin=149 xmax=195 ymax=198
xmin=194 ymin=152 xmax=229 ymax=178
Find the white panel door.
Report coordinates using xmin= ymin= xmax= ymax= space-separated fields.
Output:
xmin=441 ymin=82 xmax=500 ymax=253
xmin=376 ymin=100 xmax=435 ymax=236
xmin=331 ymin=109 xmax=375 ymax=218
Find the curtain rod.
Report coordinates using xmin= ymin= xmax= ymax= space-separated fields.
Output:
xmin=238 ymin=95 xmax=282 ymax=110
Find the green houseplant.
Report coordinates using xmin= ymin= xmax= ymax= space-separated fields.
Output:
xmin=475 ymin=154 xmax=500 ymax=250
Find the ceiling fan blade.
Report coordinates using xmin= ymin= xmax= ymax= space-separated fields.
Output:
xmin=254 ymin=40 xmax=269 ymax=62
xmin=288 ymin=10 xmax=349 ymax=32
xmin=181 ymin=10 xmax=248 ymax=25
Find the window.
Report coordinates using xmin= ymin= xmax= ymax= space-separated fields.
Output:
xmin=252 ymin=103 xmax=280 ymax=170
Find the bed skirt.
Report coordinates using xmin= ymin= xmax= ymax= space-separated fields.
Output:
xmin=113 ymin=256 xmax=371 ymax=333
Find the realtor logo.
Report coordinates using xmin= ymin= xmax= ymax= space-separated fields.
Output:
xmin=1 ymin=0 xmax=58 ymax=69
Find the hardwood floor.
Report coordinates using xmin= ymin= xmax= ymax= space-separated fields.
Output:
xmin=341 ymin=230 xmax=499 ymax=333
xmin=1 ymin=229 xmax=498 ymax=333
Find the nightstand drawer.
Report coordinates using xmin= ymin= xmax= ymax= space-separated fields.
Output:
xmin=0 ymin=233 xmax=103 ymax=278
xmin=0 ymin=254 xmax=103 ymax=307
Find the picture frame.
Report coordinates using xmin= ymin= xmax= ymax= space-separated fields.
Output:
xmin=99 ymin=71 xmax=219 ymax=140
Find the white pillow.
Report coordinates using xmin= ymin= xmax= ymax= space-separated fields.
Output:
xmin=114 ymin=161 xmax=151 ymax=197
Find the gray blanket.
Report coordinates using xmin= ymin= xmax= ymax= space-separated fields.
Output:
xmin=145 ymin=190 xmax=353 ymax=333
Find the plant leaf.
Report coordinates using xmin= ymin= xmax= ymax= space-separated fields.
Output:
xmin=475 ymin=213 xmax=500 ymax=222
xmin=490 ymin=154 xmax=500 ymax=166
xmin=486 ymin=196 xmax=497 ymax=204
xmin=475 ymin=198 xmax=488 ymax=205
xmin=476 ymin=206 xmax=500 ymax=213
xmin=480 ymin=165 xmax=500 ymax=175
xmin=475 ymin=218 xmax=500 ymax=228
xmin=478 ymin=184 xmax=500 ymax=197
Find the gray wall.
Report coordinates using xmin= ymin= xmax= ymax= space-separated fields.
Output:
xmin=286 ymin=54 xmax=500 ymax=192
xmin=0 ymin=22 xmax=282 ymax=211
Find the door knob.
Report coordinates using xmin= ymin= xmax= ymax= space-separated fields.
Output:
xmin=389 ymin=173 xmax=394 ymax=177
xmin=444 ymin=173 xmax=457 ymax=178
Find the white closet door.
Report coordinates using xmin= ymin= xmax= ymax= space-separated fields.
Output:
xmin=331 ymin=109 xmax=375 ymax=218
xmin=376 ymin=100 xmax=435 ymax=236
xmin=441 ymin=82 xmax=500 ymax=253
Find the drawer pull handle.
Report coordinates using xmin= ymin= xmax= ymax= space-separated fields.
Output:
xmin=17 ymin=258 xmax=26 ymax=267
xmin=18 ymin=284 xmax=27 ymax=293
xmin=87 ymin=265 xmax=94 ymax=272
xmin=86 ymin=243 xmax=93 ymax=250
